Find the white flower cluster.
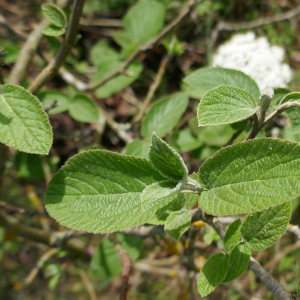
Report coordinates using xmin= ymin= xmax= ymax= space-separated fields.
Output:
xmin=212 ymin=32 xmax=292 ymax=91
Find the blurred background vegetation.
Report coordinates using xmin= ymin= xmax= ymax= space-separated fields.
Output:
xmin=1 ymin=0 xmax=300 ymax=299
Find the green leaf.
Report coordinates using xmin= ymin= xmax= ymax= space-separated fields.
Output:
xmin=222 ymin=242 xmax=250 ymax=283
xmin=141 ymin=93 xmax=188 ymax=139
xmin=297 ymin=280 xmax=300 ymax=297
xmin=149 ymin=133 xmax=188 ymax=182
xmin=42 ymin=4 xmax=67 ymax=28
xmin=45 ymin=150 xmax=176 ymax=233
xmin=113 ymin=1 xmax=165 ymax=49
xmin=141 ymin=181 xmax=181 ymax=210
xmin=92 ymin=58 xmax=143 ymax=98
xmin=0 ymin=85 xmax=52 ymax=154
xmin=223 ymin=219 xmax=241 ymax=253
xmin=69 ymin=94 xmax=99 ymax=123
xmin=125 ymin=139 xmax=150 ymax=159
xmin=183 ymin=67 xmax=260 ymax=99
xmin=91 ymin=238 xmax=122 ymax=278
xmin=279 ymin=92 xmax=300 ymax=134
xmin=240 ymin=202 xmax=291 ymax=250
xmin=39 ymin=90 xmax=70 ymax=114
xmin=90 ymin=40 xmax=119 ymax=66
xmin=197 ymin=253 xmax=229 ymax=297
xmin=115 ymin=233 xmax=143 ymax=261
xmin=43 ymin=25 xmax=65 ymax=36
xmin=197 ymin=85 xmax=260 ymax=127
xmin=164 ymin=208 xmax=191 ymax=240
xmin=168 ymin=128 xmax=203 ymax=153
xmin=198 ymin=138 xmax=300 ymax=215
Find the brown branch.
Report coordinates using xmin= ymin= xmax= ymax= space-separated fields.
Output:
xmin=212 ymin=6 xmax=300 ymax=47
xmin=84 ymin=0 xmax=202 ymax=91
xmin=80 ymin=17 xmax=123 ymax=27
xmin=79 ymin=269 xmax=97 ymax=300
xmin=8 ymin=0 xmax=69 ymax=85
xmin=131 ymin=53 xmax=171 ymax=124
xmin=0 ymin=14 xmax=27 ymax=40
xmin=200 ymin=210 xmax=292 ymax=300
xmin=28 ymin=0 xmax=86 ymax=94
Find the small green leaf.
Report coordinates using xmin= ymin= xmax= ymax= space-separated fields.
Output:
xmin=115 ymin=233 xmax=143 ymax=261
xmin=197 ymin=85 xmax=260 ymax=127
xmin=223 ymin=219 xmax=241 ymax=253
xmin=125 ymin=139 xmax=150 ymax=159
xmin=92 ymin=58 xmax=143 ymax=98
xmin=91 ymin=238 xmax=122 ymax=278
xmin=39 ymin=90 xmax=70 ymax=114
xmin=241 ymin=202 xmax=291 ymax=250
xmin=149 ymin=133 xmax=188 ymax=182
xmin=183 ymin=67 xmax=260 ymax=99
xmin=69 ymin=94 xmax=99 ymax=123
xmin=113 ymin=1 xmax=165 ymax=49
xmin=164 ymin=208 xmax=191 ymax=240
xmin=279 ymin=92 xmax=300 ymax=134
xmin=42 ymin=4 xmax=67 ymax=28
xmin=43 ymin=25 xmax=65 ymax=36
xmin=141 ymin=181 xmax=181 ymax=210
xmin=45 ymin=150 xmax=176 ymax=233
xmin=90 ymin=40 xmax=119 ymax=66
xmin=222 ymin=242 xmax=250 ymax=283
xmin=141 ymin=93 xmax=188 ymax=139
xmin=197 ymin=253 xmax=229 ymax=297
xmin=0 ymin=85 xmax=52 ymax=154
xmin=199 ymin=138 xmax=300 ymax=215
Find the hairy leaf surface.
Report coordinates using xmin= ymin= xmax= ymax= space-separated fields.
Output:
xmin=149 ymin=133 xmax=188 ymax=182
xmin=199 ymin=138 xmax=300 ymax=215
xmin=183 ymin=67 xmax=260 ymax=99
xmin=241 ymin=202 xmax=291 ymax=250
xmin=141 ymin=93 xmax=188 ymax=138
xmin=0 ymin=85 xmax=52 ymax=154
xmin=197 ymin=253 xmax=229 ymax=297
xmin=197 ymin=85 xmax=259 ymax=127
xmin=45 ymin=150 xmax=176 ymax=233
xmin=223 ymin=219 xmax=241 ymax=253
xmin=222 ymin=243 xmax=250 ymax=283
xmin=164 ymin=208 xmax=191 ymax=240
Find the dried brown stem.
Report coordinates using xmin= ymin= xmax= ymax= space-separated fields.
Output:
xmin=212 ymin=6 xmax=300 ymax=47
xmin=28 ymin=0 xmax=86 ymax=94
xmin=8 ymin=0 xmax=69 ymax=85
xmin=131 ymin=53 xmax=171 ymax=124
xmin=79 ymin=269 xmax=97 ymax=300
xmin=84 ymin=0 xmax=202 ymax=91
xmin=80 ymin=17 xmax=122 ymax=27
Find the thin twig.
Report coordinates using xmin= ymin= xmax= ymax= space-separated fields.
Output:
xmin=80 ymin=17 xmax=123 ymax=27
xmin=131 ymin=53 xmax=171 ymax=124
xmin=0 ymin=14 xmax=26 ymax=40
xmin=8 ymin=0 xmax=69 ymax=85
xmin=79 ymin=269 xmax=97 ymax=300
xmin=212 ymin=6 xmax=300 ymax=47
xmin=84 ymin=0 xmax=202 ymax=91
xmin=28 ymin=0 xmax=86 ymax=94
xmin=200 ymin=210 xmax=292 ymax=300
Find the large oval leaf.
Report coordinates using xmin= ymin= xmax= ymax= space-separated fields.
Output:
xmin=45 ymin=150 xmax=176 ymax=233
xmin=183 ymin=67 xmax=260 ymax=100
xmin=197 ymin=85 xmax=259 ymax=127
xmin=141 ymin=93 xmax=188 ymax=139
xmin=0 ymin=85 xmax=52 ymax=154
xmin=199 ymin=138 xmax=300 ymax=215
xmin=241 ymin=202 xmax=291 ymax=250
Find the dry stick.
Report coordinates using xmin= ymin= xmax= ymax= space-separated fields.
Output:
xmin=0 ymin=14 xmax=27 ymax=40
xmin=131 ymin=53 xmax=171 ymax=124
xmin=8 ymin=0 xmax=69 ymax=85
xmin=79 ymin=269 xmax=97 ymax=300
xmin=28 ymin=0 xmax=86 ymax=94
xmin=85 ymin=0 xmax=203 ymax=92
xmin=211 ymin=6 xmax=300 ymax=47
xmin=80 ymin=17 xmax=123 ymax=27
xmin=246 ymin=102 xmax=300 ymax=140
xmin=200 ymin=211 xmax=293 ymax=300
